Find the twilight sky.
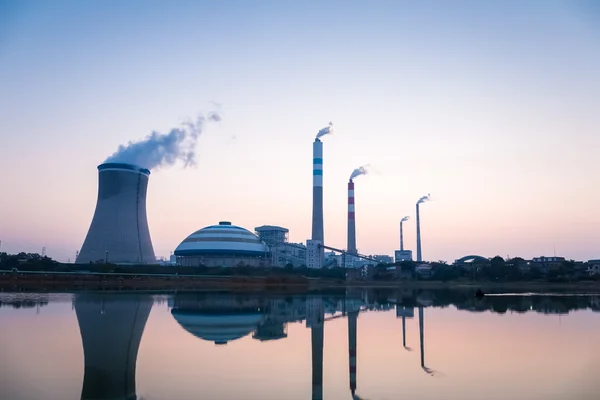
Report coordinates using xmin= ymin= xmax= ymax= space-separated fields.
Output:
xmin=0 ymin=0 xmax=599 ymax=262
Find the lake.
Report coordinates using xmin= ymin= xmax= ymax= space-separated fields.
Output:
xmin=1 ymin=288 xmax=599 ymax=400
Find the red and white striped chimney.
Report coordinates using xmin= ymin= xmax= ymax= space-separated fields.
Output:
xmin=347 ymin=179 xmax=357 ymax=255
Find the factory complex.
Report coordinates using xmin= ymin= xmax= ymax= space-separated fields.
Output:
xmin=74 ymin=123 xmax=434 ymax=269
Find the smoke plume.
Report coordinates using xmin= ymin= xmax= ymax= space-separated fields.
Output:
xmin=316 ymin=122 xmax=333 ymax=139
xmin=104 ymin=112 xmax=221 ymax=170
xmin=417 ymin=194 xmax=431 ymax=204
xmin=401 ymin=216 xmax=410 ymax=222
xmin=350 ymin=165 xmax=370 ymax=180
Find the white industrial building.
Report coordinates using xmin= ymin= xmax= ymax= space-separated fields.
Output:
xmin=255 ymin=225 xmax=307 ymax=267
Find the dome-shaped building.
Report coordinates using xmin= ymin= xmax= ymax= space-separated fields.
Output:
xmin=174 ymin=221 xmax=271 ymax=267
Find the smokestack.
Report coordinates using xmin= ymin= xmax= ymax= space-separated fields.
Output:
xmin=77 ymin=163 xmax=156 ymax=264
xmin=74 ymin=294 xmax=152 ymax=400
xmin=400 ymin=216 xmax=409 ymax=251
xmin=415 ymin=195 xmax=429 ymax=262
xmin=400 ymin=222 xmax=404 ymax=251
xmin=312 ymin=139 xmax=324 ymax=244
xmin=416 ymin=203 xmax=422 ymax=262
xmin=348 ymin=309 xmax=358 ymax=395
xmin=347 ymin=179 xmax=357 ymax=255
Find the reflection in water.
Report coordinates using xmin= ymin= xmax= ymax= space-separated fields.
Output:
xmin=396 ymin=305 xmax=414 ymax=351
xmin=307 ymin=296 xmax=324 ymax=400
xmin=170 ymin=294 xmax=263 ymax=345
xmin=4 ymin=288 xmax=600 ymax=399
xmin=74 ymin=293 xmax=152 ymax=400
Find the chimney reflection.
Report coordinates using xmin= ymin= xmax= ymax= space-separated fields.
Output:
xmin=418 ymin=306 xmax=436 ymax=376
xmin=396 ymin=305 xmax=414 ymax=351
xmin=307 ymin=296 xmax=324 ymax=400
xmin=74 ymin=293 xmax=152 ymax=400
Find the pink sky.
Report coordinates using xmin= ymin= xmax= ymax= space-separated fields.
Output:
xmin=1 ymin=1 xmax=599 ymax=262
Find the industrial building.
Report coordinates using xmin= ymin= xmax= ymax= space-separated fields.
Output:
xmin=77 ymin=163 xmax=156 ymax=265
xmin=395 ymin=250 xmax=413 ymax=262
xmin=174 ymin=221 xmax=270 ymax=267
xmin=255 ymin=225 xmax=306 ymax=267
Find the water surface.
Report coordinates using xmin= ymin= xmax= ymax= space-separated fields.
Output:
xmin=1 ymin=289 xmax=599 ymax=400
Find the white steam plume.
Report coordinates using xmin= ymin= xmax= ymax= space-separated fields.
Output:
xmin=350 ymin=164 xmax=370 ymax=180
xmin=401 ymin=216 xmax=410 ymax=222
xmin=316 ymin=122 xmax=333 ymax=139
xmin=104 ymin=112 xmax=221 ymax=170
xmin=417 ymin=194 xmax=431 ymax=204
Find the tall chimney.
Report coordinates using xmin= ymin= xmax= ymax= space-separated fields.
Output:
xmin=77 ymin=163 xmax=156 ymax=264
xmin=311 ymin=139 xmax=324 ymax=243
xmin=75 ymin=293 xmax=152 ymax=400
xmin=348 ymin=309 xmax=358 ymax=395
xmin=347 ymin=179 xmax=357 ymax=255
xmin=400 ymin=220 xmax=405 ymax=251
xmin=416 ymin=203 xmax=422 ymax=262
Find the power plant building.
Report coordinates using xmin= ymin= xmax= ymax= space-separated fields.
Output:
xmin=255 ymin=225 xmax=306 ymax=267
xmin=77 ymin=163 xmax=156 ymax=265
xmin=174 ymin=221 xmax=270 ymax=267
xmin=395 ymin=250 xmax=413 ymax=262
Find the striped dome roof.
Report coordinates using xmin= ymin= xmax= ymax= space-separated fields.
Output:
xmin=174 ymin=221 xmax=269 ymax=257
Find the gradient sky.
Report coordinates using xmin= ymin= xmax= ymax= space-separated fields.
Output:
xmin=1 ymin=0 xmax=599 ymax=262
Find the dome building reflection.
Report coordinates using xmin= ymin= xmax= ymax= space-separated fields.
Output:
xmin=170 ymin=293 xmax=264 ymax=345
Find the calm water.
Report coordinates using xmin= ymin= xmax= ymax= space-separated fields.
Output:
xmin=1 ymin=289 xmax=600 ymax=400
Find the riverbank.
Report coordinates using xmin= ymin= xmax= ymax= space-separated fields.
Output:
xmin=2 ymin=270 xmax=600 ymax=293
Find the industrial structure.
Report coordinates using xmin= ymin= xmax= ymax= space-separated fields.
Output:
xmin=174 ymin=221 xmax=270 ymax=267
xmin=347 ymin=179 xmax=357 ymax=255
xmin=77 ymin=163 xmax=156 ymax=265
xmin=308 ymin=136 xmax=325 ymax=268
xmin=395 ymin=216 xmax=413 ymax=262
xmin=74 ymin=293 xmax=152 ymax=400
xmin=416 ymin=195 xmax=429 ymax=262
xmin=255 ymin=225 xmax=306 ymax=267
xmin=345 ymin=178 xmax=358 ymax=268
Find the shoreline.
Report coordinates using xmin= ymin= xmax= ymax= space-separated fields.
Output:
xmin=2 ymin=271 xmax=600 ymax=293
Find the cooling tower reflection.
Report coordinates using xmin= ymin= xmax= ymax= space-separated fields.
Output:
xmin=74 ymin=293 xmax=152 ymax=400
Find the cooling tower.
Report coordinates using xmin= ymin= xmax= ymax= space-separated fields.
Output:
xmin=347 ymin=179 xmax=357 ymax=255
xmin=77 ymin=163 xmax=156 ymax=264
xmin=74 ymin=293 xmax=152 ymax=400
xmin=311 ymin=139 xmax=324 ymax=243
xmin=416 ymin=203 xmax=422 ymax=262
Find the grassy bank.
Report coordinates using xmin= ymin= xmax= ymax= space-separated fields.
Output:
xmin=2 ymin=270 xmax=600 ymax=293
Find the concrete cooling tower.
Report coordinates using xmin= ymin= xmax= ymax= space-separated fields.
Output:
xmin=77 ymin=163 xmax=156 ymax=264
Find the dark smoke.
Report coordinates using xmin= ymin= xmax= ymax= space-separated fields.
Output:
xmin=104 ymin=112 xmax=220 ymax=170
xmin=316 ymin=122 xmax=333 ymax=139
xmin=350 ymin=165 xmax=370 ymax=180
